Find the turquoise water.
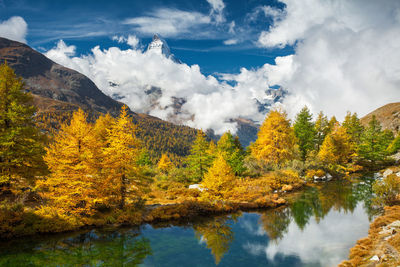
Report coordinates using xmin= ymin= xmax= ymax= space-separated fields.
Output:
xmin=0 ymin=177 xmax=379 ymax=267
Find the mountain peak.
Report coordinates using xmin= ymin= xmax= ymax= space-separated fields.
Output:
xmin=146 ymin=34 xmax=181 ymax=64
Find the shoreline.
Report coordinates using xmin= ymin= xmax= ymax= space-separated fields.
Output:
xmin=0 ymin=191 xmax=289 ymax=241
xmin=339 ymin=205 xmax=400 ymax=266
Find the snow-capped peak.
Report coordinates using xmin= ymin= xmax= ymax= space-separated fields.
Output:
xmin=146 ymin=34 xmax=181 ymax=64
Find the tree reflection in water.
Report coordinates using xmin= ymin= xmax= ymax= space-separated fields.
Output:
xmin=193 ymin=214 xmax=239 ymax=265
xmin=0 ymin=228 xmax=151 ymax=266
xmin=260 ymin=178 xmax=380 ymax=241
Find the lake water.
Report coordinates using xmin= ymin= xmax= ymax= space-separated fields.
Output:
xmin=0 ymin=177 xmax=379 ymax=267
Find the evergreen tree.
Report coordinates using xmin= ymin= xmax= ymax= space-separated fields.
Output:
xmin=217 ymin=132 xmax=245 ymax=175
xmin=0 ymin=62 xmax=46 ymax=185
xmin=293 ymin=106 xmax=316 ymax=161
xmin=186 ymin=131 xmax=214 ymax=182
xmin=137 ymin=149 xmax=153 ymax=166
xmin=251 ymin=110 xmax=297 ymax=166
xmin=103 ymin=106 xmax=144 ymax=209
xmin=358 ymin=116 xmax=394 ymax=164
xmin=342 ymin=112 xmax=364 ymax=145
xmin=314 ymin=111 xmax=329 ymax=151
xmin=40 ymin=109 xmax=100 ymax=216
xmin=387 ymin=135 xmax=400 ymax=155
xmin=318 ymin=125 xmax=355 ymax=165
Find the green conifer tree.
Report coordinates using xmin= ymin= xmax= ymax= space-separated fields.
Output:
xmin=217 ymin=132 xmax=245 ymax=175
xmin=358 ymin=115 xmax=394 ymax=164
xmin=186 ymin=131 xmax=214 ymax=182
xmin=293 ymin=106 xmax=316 ymax=161
xmin=342 ymin=112 xmax=364 ymax=145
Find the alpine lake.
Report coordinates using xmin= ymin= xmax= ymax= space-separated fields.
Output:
xmin=0 ymin=175 xmax=380 ymax=267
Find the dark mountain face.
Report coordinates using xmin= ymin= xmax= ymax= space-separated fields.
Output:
xmin=0 ymin=37 xmax=124 ymax=116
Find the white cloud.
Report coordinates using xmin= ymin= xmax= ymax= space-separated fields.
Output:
xmin=123 ymin=8 xmax=211 ymax=37
xmin=244 ymin=204 xmax=371 ymax=266
xmin=45 ymin=40 xmax=267 ymax=135
xmin=223 ymin=39 xmax=238 ymax=45
xmin=112 ymin=35 xmax=139 ymax=48
xmin=256 ymin=0 xmax=400 ymax=120
xmin=206 ymin=0 xmax=226 ymax=24
xmin=0 ymin=16 xmax=28 ymax=43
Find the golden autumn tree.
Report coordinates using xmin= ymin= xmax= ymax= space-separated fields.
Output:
xmin=0 ymin=62 xmax=46 ymax=185
xmin=157 ymin=153 xmax=174 ymax=173
xmin=39 ymin=109 xmax=100 ymax=216
xmin=318 ymin=124 xmax=355 ymax=165
xmin=102 ymin=105 xmax=143 ymax=209
xmin=202 ymin=153 xmax=235 ymax=200
xmin=251 ymin=109 xmax=297 ymax=166
xmin=91 ymin=113 xmax=115 ymax=171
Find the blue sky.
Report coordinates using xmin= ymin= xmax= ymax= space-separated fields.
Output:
xmin=1 ymin=0 xmax=400 ymax=134
xmin=0 ymin=0 xmax=292 ymax=75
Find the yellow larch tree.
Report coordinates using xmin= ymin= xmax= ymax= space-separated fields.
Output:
xmin=202 ymin=153 xmax=235 ymax=200
xmin=102 ymin=105 xmax=143 ymax=209
xmin=39 ymin=109 xmax=101 ymax=216
xmin=318 ymin=124 xmax=355 ymax=165
xmin=157 ymin=153 xmax=174 ymax=173
xmin=251 ymin=110 xmax=297 ymax=166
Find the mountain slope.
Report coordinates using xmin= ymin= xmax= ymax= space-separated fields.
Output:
xmin=361 ymin=102 xmax=400 ymax=134
xmin=0 ymin=37 xmax=124 ymax=115
xmin=0 ymin=37 xmax=197 ymax=162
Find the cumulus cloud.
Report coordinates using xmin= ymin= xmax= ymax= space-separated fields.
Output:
xmin=257 ymin=0 xmax=400 ymax=120
xmin=244 ymin=204 xmax=370 ymax=266
xmin=123 ymin=8 xmax=211 ymax=38
xmin=0 ymin=16 xmax=28 ymax=43
xmin=45 ymin=39 xmax=268 ymax=134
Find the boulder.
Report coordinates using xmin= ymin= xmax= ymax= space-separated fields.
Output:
xmin=383 ymin=169 xmax=394 ymax=178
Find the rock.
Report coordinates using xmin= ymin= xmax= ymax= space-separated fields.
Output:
xmin=397 ymin=172 xmax=400 ymax=177
xmin=388 ymin=220 xmax=400 ymax=228
xmin=379 ymin=227 xmax=395 ymax=235
xmin=374 ymin=172 xmax=383 ymax=179
xmin=383 ymin=169 xmax=394 ymax=178
xmin=326 ymin=173 xmax=333 ymax=181
xmin=314 ymin=175 xmax=328 ymax=181
xmin=370 ymin=255 xmax=379 ymax=262
xmin=188 ymin=184 xmax=205 ymax=192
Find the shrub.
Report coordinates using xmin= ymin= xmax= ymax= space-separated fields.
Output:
xmin=373 ymin=173 xmax=400 ymax=205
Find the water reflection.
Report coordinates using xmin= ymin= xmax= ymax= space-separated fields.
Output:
xmin=0 ymin=229 xmax=151 ymax=266
xmin=194 ymin=215 xmax=236 ymax=264
xmin=0 ymin=177 xmax=379 ymax=267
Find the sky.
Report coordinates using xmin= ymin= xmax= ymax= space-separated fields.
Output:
xmin=1 ymin=0 xmax=400 ymax=134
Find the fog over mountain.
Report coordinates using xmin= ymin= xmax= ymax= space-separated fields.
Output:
xmin=44 ymin=35 xmax=281 ymax=135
